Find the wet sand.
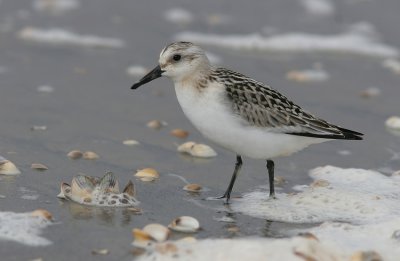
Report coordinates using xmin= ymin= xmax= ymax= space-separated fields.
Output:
xmin=1 ymin=0 xmax=400 ymax=260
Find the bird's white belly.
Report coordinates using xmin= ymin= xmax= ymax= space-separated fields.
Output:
xmin=175 ymin=84 xmax=328 ymax=159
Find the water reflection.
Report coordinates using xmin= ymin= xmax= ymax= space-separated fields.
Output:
xmin=59 ymin=200 xmax=140 ymax=226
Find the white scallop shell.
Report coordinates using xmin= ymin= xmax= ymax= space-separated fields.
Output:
xmin=168 ymin=216 xmax=200 ymax=233
xmin=0 ymin=156 xmax=21 ymax=175
xmin=143 ymin=223 xmax=170 ymax=242
xmin=177 ymin=142 xmax=217 ymax=158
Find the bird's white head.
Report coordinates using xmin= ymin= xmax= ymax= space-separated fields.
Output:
xmin=131 ymin=42 xmax=210 ymax=89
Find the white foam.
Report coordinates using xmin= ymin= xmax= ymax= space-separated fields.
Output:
xmin=228 ymin=165 xmax=400 ymax=261
xmin=18 ymin=27 xmax=125 ymax=48
xmin=136 ymin=237 xmax=345 ymax=261
xmin=382 ymin=58 xmax=400 ymax=74
xmin=300 ymin=220 xmax=400 ymax=261
xmin=175 ymin=24 xmax=398 ymax=58
xmin=33 ymin=0 xmax=79 ymax=14
xmin=0 ymin=211 xmax=52 ymax=246
xmin=233 ymin=166 xmax=400 ymax=223
xmin=300 ymin=0 xmax=335 ymax=16
xmin=164 ymin=8 xmax=194 ymax=25
xmin=19 ymin=187 xmax=39 ymax=201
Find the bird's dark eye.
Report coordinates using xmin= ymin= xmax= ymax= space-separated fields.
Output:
xmin=173 ymin=54 xmax=181 ymax=61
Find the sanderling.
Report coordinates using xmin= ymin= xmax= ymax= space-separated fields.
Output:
xmin=131 ymin=41 xmax=363 ymax=203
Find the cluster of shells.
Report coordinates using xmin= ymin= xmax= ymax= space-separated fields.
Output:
xmin=132 ymin=216 xmax=200 ymax=248
xmin=67 ymin=150 xmax=99 ymax=160
xmin=146 ymin=119 xmax=218 ymax=158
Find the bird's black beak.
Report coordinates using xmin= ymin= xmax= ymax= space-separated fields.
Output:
xmin=131 ymin=65 xmax=164 ymax=89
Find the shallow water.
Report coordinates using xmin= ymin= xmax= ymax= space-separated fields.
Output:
xmin=1 ymin=0 xmax=400 ymax=260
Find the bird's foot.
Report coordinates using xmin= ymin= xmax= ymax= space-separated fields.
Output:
xmin=206 ymin=194 xmax=231 ymax=204
xmin=268 ymin=193 xmax=277 ymax=200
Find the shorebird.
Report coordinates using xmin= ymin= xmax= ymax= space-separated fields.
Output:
xmin=131 ymin=41 xmax=363 ymax=203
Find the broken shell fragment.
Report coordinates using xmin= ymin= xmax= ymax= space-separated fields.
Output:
xmin=385 ymin=116 xmax=400 ymax=131
xmin=360 ymin=87 xmax=381 ymax=98
xmin=286 ymin=67 xmax=329 ymax=82
xmin=177 ymin=141 xmax=217 ymax=158
xmin=83 ymin=151 xmax=99 ymax=160
xmin=31 ymin=125 xmax=47 ymax=131
xmin=298 ymin=232 xmax=319 ymax=241
xmin=147 ymin=120 xmax=167 ymax=130
xmin=135 ymin=168 xmax=159 ymax=181
xmin=143 ymin=224 xmax=170 ymax=242
xmin=91 ymin=249 xmax=109 ymax=255
xmin=170 ymin=129 xmax=189 ymax=138
xmin=183 ymin=183 xmax=202 ymax=192
xmin=31 ymin=209 xmax=53 ymax=221
xmin=132 ymin=229 xmax=153 ymax=248
xmin=31 ymin=163 xmax=48 ymax=171
xmin=177 ymin=236 xmax=197 ymax=243
xmin=349 ymin=251 xmax=383 ymax=261
xmin=123 ymin=140 xmax=140 ymax=146
xmin=310 ymin=179 xmax=330 ymax=188
xmin=154 ymin=242 xmax=178 ymax=255
xmin=0 ymin=156 xmax=21 ymax=175
xmin=168 ymin=216 xmax=200 ymax=233
xmin=67 ymin=150 xmax=83 ymax=159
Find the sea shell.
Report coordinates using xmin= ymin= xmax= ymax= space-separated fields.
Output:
xmin=183 ymin=184 xmax=202 ymax=192
xmin=135 ymin=168 xmax=159 ymax=181
xmin=31 ymin=125 xmax=47 ymax=131
xmin=67 ymin=150 xmax=83 ymax=159
xmin=37 ymin=85 xmax=54 ymax=93
xmin=177 ymin=236 xmax=197 ymax=243
xmin=298 ymin=232 xmax=319 ymax=241
xmin=31 ymin=163 xmax=48 ymax=171
xmin=286 ymin=67 xmax=329 ymax=82
xmin=385 ymin=116 xmax=400 ymax=131
xmin=91 ymin=249 xmax=109 ymax=255
xmin=177 ymin=141 xmax=217 ymax=158
xmin=59 ymin=173 xmax=139 ymax=207
xmin=349 ymin=251 xmax=383 ymax=261
xmin=310 ymin=179 xmax=330 ymax=187
xmin=57 ymin=183 xmax=71 ymax=199
xmin=168 ymin=216 xmax=200 ymax=233
xmin=147 ymin=120 xmax=167 ymax=130
xmin=123 ymin=140 xmax=140 ymax=146
xmin=132 ymin=229 xmax=153 ymax=248
xmin=31 ymin=209 xmax=53 ymax=221
xmin=0 ymin=156 xmax=21 ymax=175
xmin=83 ymin=151 xmax=99 ymax=160
xmin=360 ymin=87 xmax=381 ymax=98
xmin=170 ymin=129 xmax=189 ymax=138
xmin=143 ymin=224 xmax=170 ymax=242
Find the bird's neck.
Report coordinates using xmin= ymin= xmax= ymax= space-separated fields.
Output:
xmin=173 ymin=65 xmax=214 ymax=90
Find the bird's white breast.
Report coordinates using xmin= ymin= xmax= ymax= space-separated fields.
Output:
xmin=174 ymin=81 xmax=327 ymax=159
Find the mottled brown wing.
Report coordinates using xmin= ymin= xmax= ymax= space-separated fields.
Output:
xmin=216 ymin=68 xmax=363 ymax=140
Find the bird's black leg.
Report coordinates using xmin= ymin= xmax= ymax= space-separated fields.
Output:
xmin=215 ymin=155 xmax=243 ymax=204
xmin=266 ymin=159 xmax=276 ymax=199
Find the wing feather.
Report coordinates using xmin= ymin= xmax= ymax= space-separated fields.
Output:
xmin=213 ymin=68 xmax=363 ymax=140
